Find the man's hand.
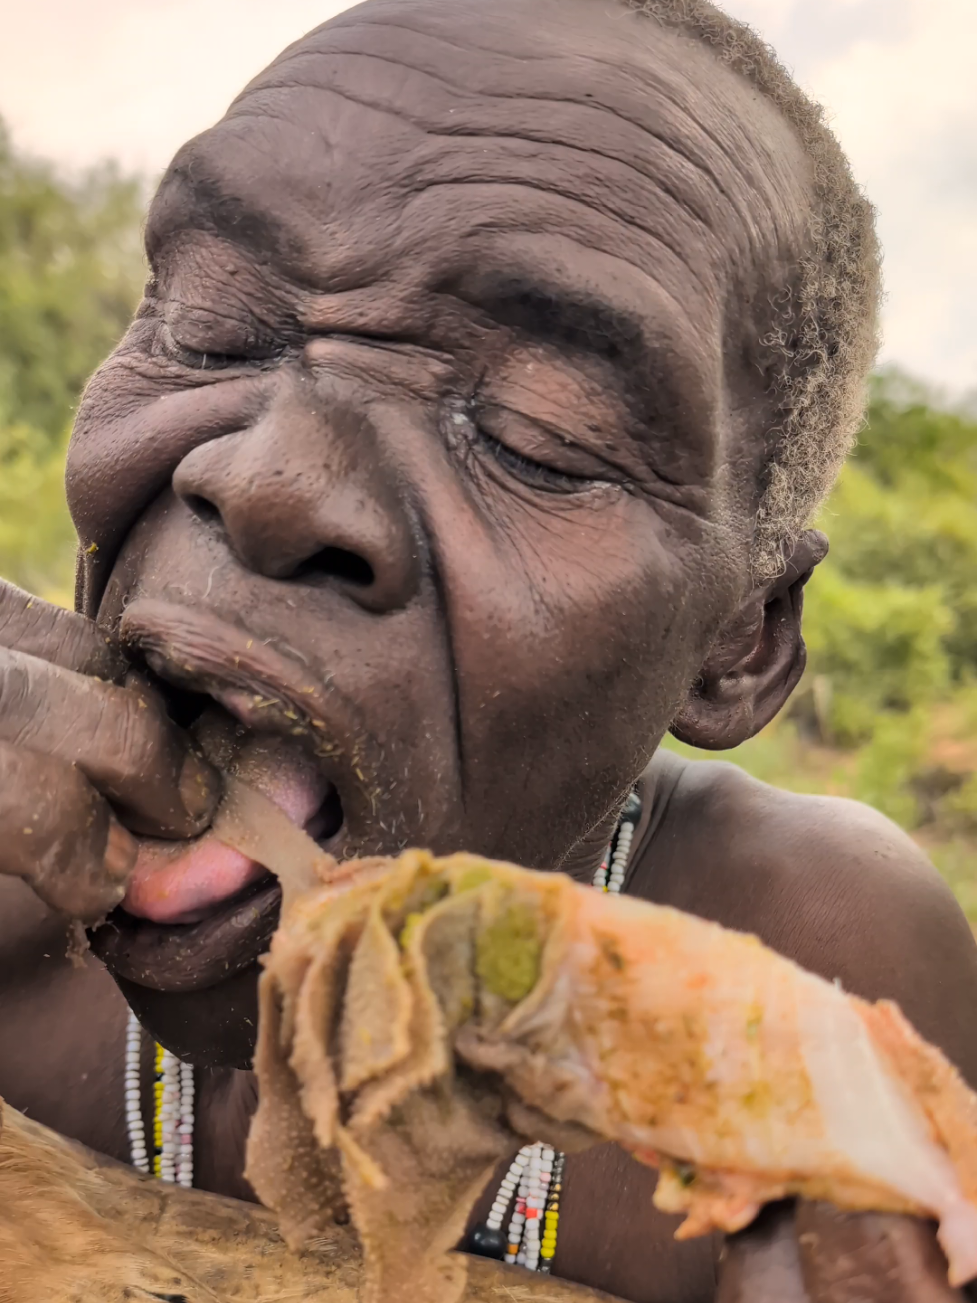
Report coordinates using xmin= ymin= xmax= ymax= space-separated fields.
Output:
xmin=0 ymin=579 xmax=219 ymax=921
xmin=717 ymin=1201 xmax=971 ymax=1302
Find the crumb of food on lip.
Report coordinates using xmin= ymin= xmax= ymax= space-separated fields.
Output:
xmin=66 ymin=921 xmax=91 ymax=969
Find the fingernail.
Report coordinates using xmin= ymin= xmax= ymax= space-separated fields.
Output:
xmin=179 ymin=752 xmax=222 ymax=823
xmin=103 ymin=818 xmax=138 ymax=881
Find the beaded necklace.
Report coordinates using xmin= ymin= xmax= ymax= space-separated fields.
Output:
xmin=122 ymin=788 xmax=641 ymax=1213
xmin=468 ymin=788 xmax=643 ymax=1273
xmin=124 ymin=1011 xmax=195 ymax=1187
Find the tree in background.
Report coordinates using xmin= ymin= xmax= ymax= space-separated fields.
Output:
xmin=0 ymin=118 xmax=144 ymax=601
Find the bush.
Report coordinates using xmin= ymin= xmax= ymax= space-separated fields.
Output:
xmin=801 ymin=568 xmax=952 ymax=745
xmin=0 ymin=421 xmax=76 ymax=603
xmin=0 ymin=119 xmax=145 ymax=445
xmin=0 ymin=117 xmax=143 ymax=602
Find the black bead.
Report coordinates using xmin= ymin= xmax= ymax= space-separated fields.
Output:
xmin=467 ymin=1222 xmax=507 ymax=1260
xmin=622 ymin=788 xmax=643 ymax=825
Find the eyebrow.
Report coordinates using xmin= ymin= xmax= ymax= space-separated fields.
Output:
xmin=443 ymin=274 xmax=668 ymax=416
xmin=146 ymin=155 xmax=290 ymax=268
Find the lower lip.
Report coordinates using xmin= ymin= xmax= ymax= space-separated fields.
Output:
xmin=89 ymin=877 xmax=282 ymax=993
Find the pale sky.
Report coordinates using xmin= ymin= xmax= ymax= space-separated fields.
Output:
xmin=1 ymin=0 xmax=974 ymax=394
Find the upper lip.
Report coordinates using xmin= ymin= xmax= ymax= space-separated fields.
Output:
xmin=118 ymin=596 xmax=380 ymax=840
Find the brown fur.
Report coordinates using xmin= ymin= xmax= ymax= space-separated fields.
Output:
xmin=0 ymin=1096 xmax=616 ymax=1303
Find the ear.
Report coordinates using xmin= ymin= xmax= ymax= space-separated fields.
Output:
xmin=670 ymin=529 xmax=828 ymax=751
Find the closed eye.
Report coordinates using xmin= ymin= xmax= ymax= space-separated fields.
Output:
xmin=155 ymin=321 xmax=283 ymax=371
xmin=476 ymin=426 xmax=597 ymax=494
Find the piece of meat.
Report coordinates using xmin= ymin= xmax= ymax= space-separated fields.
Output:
xmin=220 ymin=809 xmax=977 ymax=1303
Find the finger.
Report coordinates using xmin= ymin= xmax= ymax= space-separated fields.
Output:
xmin=717 ymin=1203 xmax=810 ymax=1303
xmin=796 ymin=1204 xmax=964 ymax=1303
xmin=0 ymin=578 xmax=126 ymax=680
xmin=0 ymin=646 xmax=219 ymax=837
xmin=0 ymin=740 xmax=136 ymax=920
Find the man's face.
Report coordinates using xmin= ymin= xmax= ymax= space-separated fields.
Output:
xmin=68 ymin=0 xmax=812 ymax=1059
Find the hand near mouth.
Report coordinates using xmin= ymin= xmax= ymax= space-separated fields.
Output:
xmin=0 ymin=578 xmax=220 ymax=921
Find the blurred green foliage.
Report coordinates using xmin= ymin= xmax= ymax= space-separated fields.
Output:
xmin=669 ymin=371 xmax=977 ymax=914
xmin=0 ymin=119 xmax=144 ymax=441
xmin=802 ymin=368 xmax=977 ymax=783
xmin=0 ymin=119 xmax=144 ymax=602
xmin=0 ymin=421 xmax=77 ymax=604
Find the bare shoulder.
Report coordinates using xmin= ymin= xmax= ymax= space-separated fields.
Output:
xmin=633 ymin=749 xmax=977 ymax=1082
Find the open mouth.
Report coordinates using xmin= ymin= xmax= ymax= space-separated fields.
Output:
xmin=89 ymin=600 xmax=354 ymax=995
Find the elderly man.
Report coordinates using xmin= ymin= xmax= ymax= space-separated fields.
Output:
xmin=1 ymin=0 xmax=975 ymax=1299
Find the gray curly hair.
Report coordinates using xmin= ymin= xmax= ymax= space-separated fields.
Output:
xmin=629 ymin=0 xmax=881 ymax=581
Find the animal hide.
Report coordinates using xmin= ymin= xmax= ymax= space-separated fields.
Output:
xmin=0 ymin=1095 xmax=612 ymax=1303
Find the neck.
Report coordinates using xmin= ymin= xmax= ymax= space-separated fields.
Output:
xmin=193 ymin=1065 xmax=260 ymax=1202
xmin=558 ymin=803 xmax=622 ymax=885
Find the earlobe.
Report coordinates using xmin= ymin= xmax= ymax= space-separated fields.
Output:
xmin=669 ymin=530 xmax=828 ymax=751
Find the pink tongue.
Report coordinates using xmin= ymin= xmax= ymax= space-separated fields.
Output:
xmin=123 ymin=744 xmax=329 ymax=925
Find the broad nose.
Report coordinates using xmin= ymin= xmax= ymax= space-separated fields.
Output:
xmin=172 ymin=382 xmax=421 ymax=613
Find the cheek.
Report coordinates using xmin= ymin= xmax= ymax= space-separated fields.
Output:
xmin=440 ymin=492 xmax=714 ymax=861
xmin=67 ymin=351 xmax=272 ymax=614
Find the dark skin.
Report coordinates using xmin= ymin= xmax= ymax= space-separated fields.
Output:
xmin=1 ymin=1 xmax=976 ymax=1299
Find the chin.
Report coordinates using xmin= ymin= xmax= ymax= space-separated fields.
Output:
xmin=111 ymin=964 xmax=262 ymax=1070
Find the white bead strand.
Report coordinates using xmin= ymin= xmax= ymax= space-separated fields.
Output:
xmin=124 ymin=1011 xmax=150 ymax=1174
xmin=158 ymin=1049 xmax=181 ymax=1183
xmin=591 ymin=844 xmax=612 ymax=891
xmin=176 ymin=1059 xmax=195 ymax=1188
xmin=606 ymin=819 xmax=634 ymax=894
xmin=502 ymin=1145 xmax=534 ymax=1263
xmin=505 ymin=1151 xmax=536 ymax=1261
xmin=522 ymin=1144 xmax=554 ymax=1271
xmin=513 ymin=1143 xmax=538 ymax=1266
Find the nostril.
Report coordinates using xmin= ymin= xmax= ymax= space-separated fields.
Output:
xmin=184 ymin=494 xmax=222 ymax=525
xmin=293 ymin=546 xmax=375 ymax=588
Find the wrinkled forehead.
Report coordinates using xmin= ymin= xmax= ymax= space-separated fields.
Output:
xmin=146 ymin=0 xmax=812 ymax=339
